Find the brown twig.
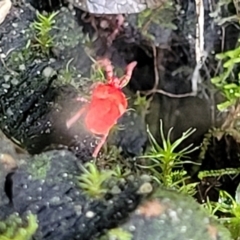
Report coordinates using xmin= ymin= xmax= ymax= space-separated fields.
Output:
xmin=0 ymin=48 xmax=18 ymax=75
xmin=141 ymin=44 xmax=195 ymax=98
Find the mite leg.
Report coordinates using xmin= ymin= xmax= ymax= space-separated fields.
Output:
xmin=92 ymin=132 xmax=108 ymax=158
xmin=66 ymin=106 xmax=87 ymax=129
xmin=66 ymin=97 xmax=89 ymax=128
xmin=119 ymin=61 xmax=137 ymax=87
xmin=107 ymin=14 xmax=125 ymax=44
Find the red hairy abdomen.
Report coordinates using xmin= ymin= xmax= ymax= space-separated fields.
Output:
xmin=85 ymin=84 xmax=128 ymax=134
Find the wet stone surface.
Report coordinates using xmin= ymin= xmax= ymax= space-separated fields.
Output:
xmin=0 ymin=149 xmax=146 ymax=240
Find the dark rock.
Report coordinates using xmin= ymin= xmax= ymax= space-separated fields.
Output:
xmin=25 ymin=0 xmax=67 ymax=12
xmin=1 ymin=149 xmax=148 ymax=240
xmin=110 ymin=111 xmax=147 ymax=156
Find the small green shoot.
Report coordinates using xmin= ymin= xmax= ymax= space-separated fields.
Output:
xmin=202 ymin=190 xmax=240 ymax=239
xmin=107 ymin=228 xmax=133 ymax=240
xmin=99 ymin=227 xmax=133 ymax=240
xmin=112 ymin=164 xmax=131 ymax=180
xmin=77 ymin=162 xmax=114 ymax=198
xmin=138 ymin=120 xmax=198 ymax=192
xmin=57 ymin=58 xmax=85 ymax=88
xmin=58 ymin=58 xmax=75 ymax=84
xmin=31 ymin=11 xmax=58 ymax=54
xmin=27 ymin=154 xmax=51 ymax=180
xmin=133 ymin=91 xmax=151 ymax=118
xmin=211 ymin=40 xmax=240 ymax=111
xmin=202 ymin=196 xmax=221 ymax=217
xmin=198 ymin=168 xmax=240 ymax=181
xmin=168 ymin=170 xmax=198 ymax=196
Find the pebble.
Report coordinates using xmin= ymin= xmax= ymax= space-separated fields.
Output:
xmin=0 ymin=153 xmax=17 ymax=170
xmin=0 ymin=0 xmax=12 ymax=25
xmin=42 ymin=66 xmax=55 ymax=78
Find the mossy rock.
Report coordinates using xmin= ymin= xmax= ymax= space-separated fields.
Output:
xmin=115 ymin=188 xmax=232 ymax=240
xmin=0 ymin=149 xmax=149 ymax=240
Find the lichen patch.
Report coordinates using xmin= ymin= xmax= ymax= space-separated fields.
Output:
xmin=137 ymin=199 xmax=166 ymax=218
xmin=207 ymin=224 xmax=218 ymax=240
xmin=0 ymin=153 xmax=17 ymax=170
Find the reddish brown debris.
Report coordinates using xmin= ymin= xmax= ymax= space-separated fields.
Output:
xmin=137 ymin=199 xmax=166 ymax=218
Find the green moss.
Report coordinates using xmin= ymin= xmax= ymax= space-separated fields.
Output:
xmin=30 ymin=11 xmax=58 ymax=55
xmin=0 ymin=213 xmax=38 ymax=240
xmin=76 ymin=158 xmax=137 ymax=199
xmin=133 ymin=91 xmax=151 ymax=119
xmin=99 ymin=227 xmax=133 ymax=240
xmin=58 ymin=58 xmax=77 ymax=84
xmin=138 ymin=120 xmax=198 ymax=194
xmin=77 ymin=162 xmax=115 ymax=199
xmin=27 ymin=153 xmax=51 ymax=180
xmin=95 ymin=144 xmax=135 ymax=178
xmin=53 ymin=8 xmax=95 ymax=50
xmin=57 ymin=58 xmax=92 ymax=90
xmin=211 ymin=40 xmax=240 ymax=111
xmin=203 ymin=189 xmax=240 ymax=239
xmin=1 ymin=44 xmax=34 ymax=84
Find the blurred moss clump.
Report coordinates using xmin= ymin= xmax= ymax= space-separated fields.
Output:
xmin=27 ymin=153 xmax=51 ymax=180
xmin=99 ymin=227 xmax=133 ymax=240
xmin=77 ymin=162 xmax=115 ymax=199
xmin=0 ymin=212 xmax=38 ymax=240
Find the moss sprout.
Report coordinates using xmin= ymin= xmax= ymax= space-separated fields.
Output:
xmin=30 ymin=11 xmax=58 ymax=55
xmin=105 ymin=228 xmax=133 ymax=240
xmin=138 ymin=120 xmax=198 ymax=194
xmin=27 ymin=154 xmax=51 ymax=180
xmin=211 ymin=39 xmax=240 ymax=111
xmin=0 ymin=213 xmax=38 ymax=240
xmin=133 ymin=91 xmax=151 ymax=119
xmin=203 ymin=190 xmax=240 ymax=239
xmin=77 ymin=162 xmax=114 ymax=198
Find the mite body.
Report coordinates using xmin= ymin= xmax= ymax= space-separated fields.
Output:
xmin=66 ymin=59 xmax=137 ymax=157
